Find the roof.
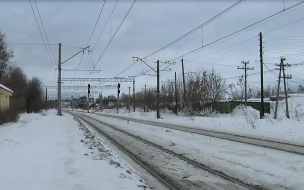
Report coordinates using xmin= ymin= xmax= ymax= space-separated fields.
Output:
xmin=0 ymin=84 xmax=13 ymax=93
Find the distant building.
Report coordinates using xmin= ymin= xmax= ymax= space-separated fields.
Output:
xmin=89 ymin=97 xmax=94 ymax=104
xmin=0 ymin=84 xmax=13 ymax=111
xmin=108 ymin=102 xmax=116 ymax=107
xmin=78 ymin=96 xmax=87 ymax=104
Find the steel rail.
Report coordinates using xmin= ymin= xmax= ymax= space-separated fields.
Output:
xmin=94 ymin=113 xmax=304 ymax=155
xmin=70 ymin=111 xmax=259 ymax=190
xmin=69 ymin=112 xmax=178 ymax=190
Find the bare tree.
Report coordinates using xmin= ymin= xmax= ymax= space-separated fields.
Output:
xmin=228 ymin=75 xmax=244 ymax=101
xmin=0 ymin=31 xmax=14 ymax=79
xmin=27 ymin=77 xmax=44 ymax=113
xmin=1 ymin=67 xmax=28 ymax=112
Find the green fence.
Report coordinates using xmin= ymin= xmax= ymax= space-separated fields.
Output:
xmin=212 ymin=101 xmax=270 ymax=114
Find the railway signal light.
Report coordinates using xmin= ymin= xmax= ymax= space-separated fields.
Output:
xmin=88 ymin=84 xmax=91 ymax=94
xmin=118 ymin=83 xmax=120 ymax=94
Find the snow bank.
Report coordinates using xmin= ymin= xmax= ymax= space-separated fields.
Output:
xmin=0 ymin=109 xmax=147 ymax=190
xmin=95 ymin=95 xmax=304 ymax=145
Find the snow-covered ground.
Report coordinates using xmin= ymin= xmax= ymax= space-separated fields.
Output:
xmin=0 ymin=110 xmax=147 ymax=190
xmin=95 ymin=95 xmax=304 ymax=145
xmin=82 ymin=112 xmax=304 ymax=189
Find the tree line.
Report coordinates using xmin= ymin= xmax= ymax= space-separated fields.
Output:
xmin=0 ymin=31 xmax=45 ymax=124
xmin=118 ymin=69 xmax=302 ymax=115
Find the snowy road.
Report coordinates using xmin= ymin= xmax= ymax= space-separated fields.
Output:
xmin=78 ymin=111 xmax=304 ymax=190
xmin=0 ymin=110 xmax=148 ymax=190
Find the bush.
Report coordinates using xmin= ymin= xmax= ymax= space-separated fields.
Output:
xmin=0 ymin=107 xmax=19 ymax=125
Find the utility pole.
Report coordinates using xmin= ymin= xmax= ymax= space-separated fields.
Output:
xmin=133 ymin=79 xmax=135 ymax=112
xmin=274 ymin=57 xmax=291 ymax=119
xmin=71 ymin=95 xmax=73 ymax=111
xmin=157 ymin=60 xmax=160 ymax=119
xmin=181 ymin=58 xmax=186 ymax=108
xmin=117 ymin=83 xmax=121 ymax=113
xmin=87 ymin=84 xmax=90 ymax=113
xmin=144 ymin=83 xmax=147 ymax=112
xmin=128 ymin=86 xmax=131 ymax=113
xmin=237 ymin=61 xmax=254 ymax=106
xmin=175 ymin=72 xmax=178 ymax=115
xmin=133 ymin=57 xmax=174 ymax=118
xmin=282 ymin=59 xmax=290 ymax=119
xmin=99 ymin=93 xmax=102 ymax=111
xmin=274 ymin=59 xmax=283 ymax=119
xmin=259 ymin=32 xmax=264 ymax=119
xmin=45 ymin=88 xmax=48 ymax=110
xmin=57 ymin=43 xmax=62 ymax=115
xmin=57 ymin=43 xmax=89 ymax=116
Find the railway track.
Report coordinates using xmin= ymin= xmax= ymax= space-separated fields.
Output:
xmin=69 ymin=111 xmax=261 ymax=190
xmin=92 ymin=112 xmax=304 ymax=155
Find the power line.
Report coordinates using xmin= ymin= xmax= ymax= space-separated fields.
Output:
xmin=93 ymin=0 xmax=136 ymax=69
xmin=264 ymin=63 xmax=279 ymax=78
xmin=224 ymin=68 xmax=277 ymax=80
xmin=33 ymin=0 xmax=56 ymax=64
xmin=115 ymin=61 xmax=136 ymax=77
xmin=142 ymin=0 xmax=245 ymax=59
xmin=169 ymin=1 xmax=304 ymax=61
xmin=7 ymin=43 xmax=57 ymax=46
xmin=235 ymin=61 xmax=304 ymax=84
xmin=72 ymin=50 xmax=88 ymax=78
xmin=292 ymin=75 xmax=304 ymax=82
xmin=162 ymin=36 xmax=258 ymax=73
xmin=264 ymin=16 xmax=304 ymax=34
xmin=72 ymin=0 xmax=107 ymax=81
xmin=115 ymin=1 xmax=304 ymax=79
xmin=92 ymin=0 xmax=119 ymax=50
xmin=289 ymin=79 xmax=304 ymax=84
xmin=189 ymin=36 xmax=258 ymax=64
xmin=264 ymin=36 xmax=304 ymax=41
xmin=265 ymin=35 xmax=304 ymax=38
xmin=73 ymin=0 xmax=108 ymax=80
xmin=61 ymin=44 xmax=87 ymax=49
xmin=74 ymin=0 xmax=119 ymax=86
xmin=87 ymin=0 xmax=107 ymax=46
xmin=115 ymin=0 xmax=246 ymax=78
xmin=28 ymin=0 xmax=55 ymax=69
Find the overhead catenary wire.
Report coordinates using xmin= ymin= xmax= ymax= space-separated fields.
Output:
xmin=72 ymin=0 xmax=107 ymax=81
xmin=169 ymin=1 xmax=304 ymax=61
xmin=187 ymin=36 xmax=258 ymax=63
xmin=75 ymin=0 xmax=138 ymax=89
xmin=128 ymin=0 xmax=304 ymax=78
xmin=93 ymin=0 xmax=137 ymax=69
xmin=61 ymin=44 xmax=88 ymax=49
xmin=142 ymin=0 xmax=246 ymax=59
xmin=7 ymin=43 xmax=57 ymax=46
xmin=28 ymin=0 xmax=55 ymax=69
xmin=87 ymin=0 xmax=107 ymax=46
xmin=115 ymin=0 xmax=246 ymax=77
xmin=33 ymin=0 xmax=56 ymax=64
xmin=92 ymin=0 xmax=119 ymax=50
xmin=76 ymin=0 xmax=136 ymax=88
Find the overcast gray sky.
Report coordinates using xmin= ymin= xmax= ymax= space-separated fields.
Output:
xmin=1 ymin=0 xmax=304 ymax=99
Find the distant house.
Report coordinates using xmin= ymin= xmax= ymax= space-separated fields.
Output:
xmin=0 ymin=84 xmax=13 ymax=111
